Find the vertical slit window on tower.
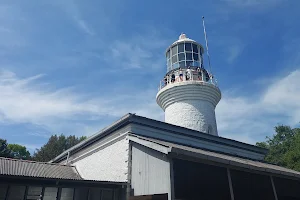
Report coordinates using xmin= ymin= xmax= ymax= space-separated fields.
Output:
xmin=178 ymin=53 xmax=185 ymax=61
xmin=193 ymin=53 xmax=199 ymax=61
xmin=178 ymin=43 xmax=184 ymax=53
xmin=172 ymin=55 xmax=178 ymax=63
xmin=186 ymin=53 xmax=192 ymax=60
xmin=192 ymin=44 xmax=198 ymax=53
xmin=185 ymin=42 xmax=192 ymax=51
xmin=172 ymin=46 xmax=178 ymax=55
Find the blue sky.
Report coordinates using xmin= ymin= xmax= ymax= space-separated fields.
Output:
xmin=0 ymin=0 xmax=300 ymax=152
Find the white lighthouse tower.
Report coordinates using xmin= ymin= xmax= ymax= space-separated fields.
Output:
xmin=156 ymin=33 xmax=221 ymax=136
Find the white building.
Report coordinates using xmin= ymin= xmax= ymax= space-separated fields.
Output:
xmin=0 ymin=34 xmax=300 ymax=200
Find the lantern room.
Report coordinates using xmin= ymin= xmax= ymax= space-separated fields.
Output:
xmin=166 ymin=33 xmax=205 ymax=72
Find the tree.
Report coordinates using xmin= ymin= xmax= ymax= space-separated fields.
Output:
xmin=32 ymin=134 xmax=86 ymax=162
xmin=7 ymin=144 xmax=31 ymax=160
xmin=0 ymin=138 xmax=11 ymax=158
xmin=256 ymin=125 xmax=300 ymax=171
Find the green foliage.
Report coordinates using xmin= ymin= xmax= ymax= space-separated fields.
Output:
xmin=256 ymin=125 xmax=300 ymax=171
xmin=32 ymin=134 xmax=87 ymax=162
xmin=0 ymin=138 xmax=11 ymax=157
xmin=7 ymin=144 xmax=31 ymax=160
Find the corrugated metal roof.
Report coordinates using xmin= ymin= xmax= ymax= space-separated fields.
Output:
xmin=129 ymin=134 xmax=300 ymax=179
xmin=0 ymin=157 xmax=82 ymax=180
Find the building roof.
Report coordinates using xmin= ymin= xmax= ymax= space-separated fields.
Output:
xmin=128 ymin=134 xmax=300 ymax=179
xmin=50 ymin=113 xmax=268 ymax=163
xmin=0 ymin=157 xmax=82 ymax=180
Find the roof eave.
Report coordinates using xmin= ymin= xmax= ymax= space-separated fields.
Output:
xmin=50 ymin=113 xmax=134 ymax=163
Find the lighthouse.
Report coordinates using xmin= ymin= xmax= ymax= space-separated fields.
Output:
xmin=156 ymin=33 xmax=221 ymax=136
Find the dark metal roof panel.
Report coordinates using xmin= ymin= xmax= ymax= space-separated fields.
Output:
xmin=129 ymin=134 xmax=300 ymax=179
xmin=0 ymin=157 xmax=82 ymax=180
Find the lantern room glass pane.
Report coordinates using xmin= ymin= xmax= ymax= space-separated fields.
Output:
xmin=193 ymin=53 xmax=199 ymax=61
xmin=179 ymin=61 xmax=185 ymax=68
xmin=186 ymin=61 xmax=192 ymax=67
xmin=185 ymin=43 xmax=192 ymax=51
xmin=173 ymin=63 xmax=179 ymax=69
xmin=178 ymin=43 xmax=184 ymax=53
xmin=186 ymin=53 xmax=192 ymax=60
xmin=172 ymin=55 xmax=178 ymax=63
xmin=166 ymin=50 xmax=170 ymax=58
xmin=178 ymin=53 xmax=185 ymax=61
xmin=172 ymin=46 xmax=177 ymax=55
xmin=192 ymin=44 xmax=198 ymax=53
xmin=193 ymin=61 xmax=200 ymax=67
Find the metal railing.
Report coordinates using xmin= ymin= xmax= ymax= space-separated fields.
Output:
xmin=158 ymin=71 xmax=218 ymax=91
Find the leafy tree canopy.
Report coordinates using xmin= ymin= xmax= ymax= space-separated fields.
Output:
xmin=0 ymin=139 xmax=11 ymax=158
xmin=256 ymin=125 xmax=300 ymax=171
xmin=32 ymin=134 xmax=86 ymax=162
xmin=7 ymin=144 xmax=31 ymax=160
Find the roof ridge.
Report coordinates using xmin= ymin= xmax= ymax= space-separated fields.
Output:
xmin=0 ymin=157 xmax=74 ymax=167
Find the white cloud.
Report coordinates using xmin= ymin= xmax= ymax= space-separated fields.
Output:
xmin=216 ymin=69 xmax=300 ymax=144
xmin=262 ymin=70 xmax=300 ymax=124
xmin=0 ymin=69 xmax=162 ymax=132
xmin=2 ymin=68 xmax=299 ymax=146
xmin=108 ymin=31 xmax=171 ymax=70
xmin=53 ymin=0 xmax=95 ymax=35
xmin=227 ymin=44 xmax=244 ymax=63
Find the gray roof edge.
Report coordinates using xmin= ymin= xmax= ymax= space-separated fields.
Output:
xmin=51 ymin=113 xmax=267 ymax=163
xmin=129 ymin=114 xmax=268 ymax=155
xmin=0 ymin=157 xmax=76 ymax=167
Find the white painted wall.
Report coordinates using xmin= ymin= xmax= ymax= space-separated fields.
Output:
xmin=156 ymin=82 xmax=221 ymax=136
xmin=165 ymin=100 xmax=217 ymax=136
xmin=131 ymin=143 xmax=171 ymax=200
xmin=73 ymin=137 xmax=130 ymax=182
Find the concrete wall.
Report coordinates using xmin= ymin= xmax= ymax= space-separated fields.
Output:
xmin=131 ymin=143 xmax=171 ymax=200
xmin=72 ymin=136 xmax=130 ymax=182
